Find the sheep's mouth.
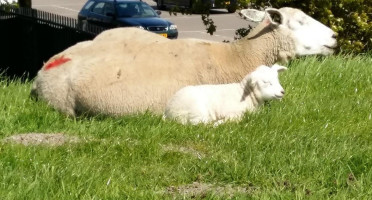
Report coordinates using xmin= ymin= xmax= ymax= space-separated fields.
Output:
xmin=324 ymin=44 xmax=337 ymax=50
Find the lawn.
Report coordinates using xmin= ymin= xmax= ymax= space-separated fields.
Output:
xmin=0 ymin=54 xmax=372 ymax=199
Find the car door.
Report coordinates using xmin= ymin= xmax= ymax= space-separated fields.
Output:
xmin=87 ymin=1 xmax=115 ymax=28
xmin=101 ymin=2 xmax=116 ymax=27
xmin=87 ymin=2 xmax=104 ymax=26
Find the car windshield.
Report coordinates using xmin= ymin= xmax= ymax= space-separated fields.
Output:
xmin=116 ymin=2 xmax=158 ymax=18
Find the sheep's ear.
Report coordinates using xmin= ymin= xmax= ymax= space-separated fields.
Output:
xmin=239 ymin=9 xmax=265 ymax=22
xmin=272 ymin=64 xmax=288 ymax=72
xmin=240 ymin=8 xmax=283 ymax=25
xmin=245 ymin=8 xmax=283 ymax=39
xmin=265 ymin=8 xmax=284 ymax=26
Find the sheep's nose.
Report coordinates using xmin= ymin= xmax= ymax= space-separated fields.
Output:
xmin=332 ymin=32 xmax=338 ymax=39
xmin=281 ymin=90 xmax=285 ymax=95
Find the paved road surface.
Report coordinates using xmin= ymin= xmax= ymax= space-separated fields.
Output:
xmin=32 ymin=0 xmax=251 ymax=41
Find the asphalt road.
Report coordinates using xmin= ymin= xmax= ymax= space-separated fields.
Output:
xmin=32 ymin=0 xmax=252 ymax=41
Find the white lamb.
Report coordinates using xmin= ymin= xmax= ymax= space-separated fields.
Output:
xmin=164 ymin=64 xmax=287 ymax=125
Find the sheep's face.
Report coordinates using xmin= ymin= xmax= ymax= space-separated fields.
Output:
xmin=278 ymin=8 xmax=337 ymax=56
xmin=240 ymin=7 xmax=337 ymax=56
xmin=250 ymin=65 xmax=286 ymax=101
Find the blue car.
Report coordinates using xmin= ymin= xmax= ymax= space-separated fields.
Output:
xmin=78 ymin=0 xmax=178 ymax=39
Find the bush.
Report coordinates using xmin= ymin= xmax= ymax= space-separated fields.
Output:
xmin=0 ymin=1 xmax=18 ymax=10
xmin=251 ymin=0 xmax=372 ymax=54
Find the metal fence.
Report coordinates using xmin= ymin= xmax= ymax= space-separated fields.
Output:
xmin=0 ymin=6 xmax=107 ymax=79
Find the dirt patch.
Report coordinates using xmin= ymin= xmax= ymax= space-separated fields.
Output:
xmin=161 ymin=144 xmax=205 ymax=159
xmin=2 ymin=133 xmax=80 ymax=146
xmin=165 ymin=182 xmax=255 ymax=198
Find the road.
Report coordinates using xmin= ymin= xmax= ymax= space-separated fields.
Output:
xmin=32 ymin=0 xmax=251 ymax=42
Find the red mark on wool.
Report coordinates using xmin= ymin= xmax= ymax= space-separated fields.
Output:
xmin=44 ymin=56 xmax=71 ymax=70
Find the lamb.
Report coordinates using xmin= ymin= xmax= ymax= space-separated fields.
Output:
xmin=163 ymin=64 xmax=287 ymax=125
xmin=31 ymin=7 xmax=337 ymax=116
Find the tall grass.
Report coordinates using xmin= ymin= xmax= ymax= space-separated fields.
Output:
xmin=0 ymin=54 xmax=371 ymax=199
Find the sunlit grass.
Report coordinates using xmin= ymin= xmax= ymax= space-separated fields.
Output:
xmin=0 ymin=54 xmax=372 ymax=199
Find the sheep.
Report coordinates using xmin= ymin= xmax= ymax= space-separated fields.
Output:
xmin=163 ymin=64 xmax=287 ymax=125
xmin=31 ymin=7 xmax=337 ymax=116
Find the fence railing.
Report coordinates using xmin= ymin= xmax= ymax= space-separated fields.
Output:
xmin=0 ymin=6 xmax=107 ymax=35
xmin=0 ymin=5 xmax=107 ymax=79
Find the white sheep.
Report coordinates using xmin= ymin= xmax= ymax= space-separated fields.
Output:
xmin=31 ymin=7 xmax=337 ymax=116
xmin=163 ymin=64 xmax=287 ymax=125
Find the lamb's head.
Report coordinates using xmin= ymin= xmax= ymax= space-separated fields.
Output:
xmin=243 ymin=64 xmax=287 ymax=102
xmin=240 ymin=7 xmax=337 ymax=56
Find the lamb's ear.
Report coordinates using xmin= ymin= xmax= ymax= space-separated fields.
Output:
xmin=241 ymin=74 xmax=255 ymax=99
xmin=239 ymin=9 xmax=265 ymax=22
xmin=241 ymin=73 xmax=254 ymax=87
xmin=272 ymin=64 xmax=288 ymax=72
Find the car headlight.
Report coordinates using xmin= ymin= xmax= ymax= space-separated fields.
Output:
xmin=169 ymin=24 xmax=177 ymax=30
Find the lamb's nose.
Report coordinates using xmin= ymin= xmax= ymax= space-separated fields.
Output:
xmin=281 ymin=90 xmax=285 ymax=95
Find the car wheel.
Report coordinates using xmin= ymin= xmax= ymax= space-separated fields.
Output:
xmin=77 ymin=20 xmax=82 ymax=29
xmin=157 ymin=0 xmax=165 ymax=9
xmin=81 ymin=20 xmax=88 ymax=31
xmin=78 ymin=20 xmax=88 ymax=31
xmin=227 ymin=5 xmax=237 ymax=13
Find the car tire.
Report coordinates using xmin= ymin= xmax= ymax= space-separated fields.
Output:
xmin=227 ymin=5 xmax=237 ymax=13
xmin=77 ymin=20 xmax=82 ymax=29
xmin=81 ymin=20 xmax=88 ymax=31
xmin=78 ymin=20 xmax=88 ymax=31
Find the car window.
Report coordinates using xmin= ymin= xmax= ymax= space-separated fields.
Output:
xmin=117 ymin=2 xmax=157 ymax=18
xmin=141 ymin=4 xmax=157 ymax=17
xmin=92 ymin=2 xmax=105 ymax=15
xmin=83 ymin=1 xmax=95 ymax=10
xmin=103 ymin=3 xmax=114 ymax=15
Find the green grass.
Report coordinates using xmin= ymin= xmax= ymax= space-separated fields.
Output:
xmin=1 ymin=54 xmax=372 ymax=199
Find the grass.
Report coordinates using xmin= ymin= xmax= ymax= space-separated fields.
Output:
xmin=0 ymin=54 xmax=372 ymax=199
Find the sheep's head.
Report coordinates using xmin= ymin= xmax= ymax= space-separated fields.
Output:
xmin=240 ymin=7 xmax=337 ymax=56
xmin=244 ymin=64 xmax=287 ymax=102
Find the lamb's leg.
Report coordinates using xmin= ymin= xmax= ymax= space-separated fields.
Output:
xmin=213 ymin=119 xmax=226 ymax=127
xmin=189 ymin=116 xmax=210 ymax=125
xmin=213 ymin=113 xmax=243 ymax=126
xmin=188 ymin=108 xmax=214 ymax=125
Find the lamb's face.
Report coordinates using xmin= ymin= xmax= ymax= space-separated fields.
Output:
xmin=251 ymin=65 xmax=286 ymax=101
xmin=278 ymin=8 xmax=338 ymax=56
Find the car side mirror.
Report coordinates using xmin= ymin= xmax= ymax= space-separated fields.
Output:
xmin=156 ymin=10 xmax=161 ymax=15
